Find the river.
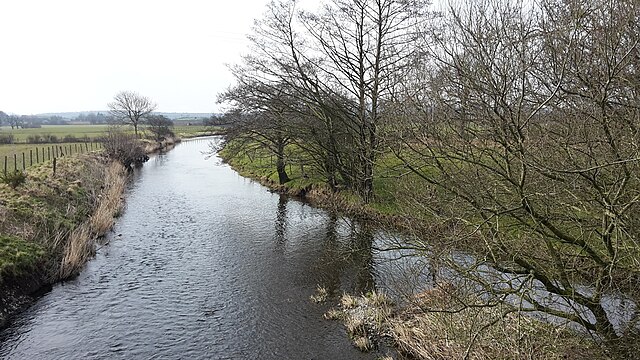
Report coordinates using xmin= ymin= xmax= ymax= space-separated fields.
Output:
xmin=0 ymin=137 xmax=421 ymax=359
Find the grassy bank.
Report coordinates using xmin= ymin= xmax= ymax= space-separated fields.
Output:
xmin=218 ymin=143 xmax=438 ymax=232
xmin=0 ymin=153 xmax=128 ymax=327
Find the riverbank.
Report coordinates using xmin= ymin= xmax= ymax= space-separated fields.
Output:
xmin=0 ymin=135 xmax=181 ymax=328
xmin=0 ymin=136 xmax=238 ymax=326
xmin=219 ymin=145 xmax=614 ymax=359
xmin=0 ymin=154 xmax=128 ymax=327
xmin=140 ymin=136 xmax=181 ymax=154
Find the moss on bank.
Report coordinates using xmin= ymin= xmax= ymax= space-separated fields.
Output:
xmin=0 ymin=235 xmax=45 ymax=283
xmin=0 ymin=154 xmax=128 ymax=327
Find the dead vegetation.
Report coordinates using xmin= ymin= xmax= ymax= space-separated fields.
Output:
xmin=59 ymin=161 xmax=126 ymax=278
xmin=325 ymin=287 xmax=605 ymax=359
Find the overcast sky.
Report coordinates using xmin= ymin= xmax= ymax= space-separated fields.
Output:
xmin=0 ymin=0 xmax=272 ymax=115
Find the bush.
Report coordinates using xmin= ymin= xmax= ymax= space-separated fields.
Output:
xmin=101 ymin=128 xmax=148 ymax=168
xmin=26 ymin=135 xmax=42 ymax=144
xmin=63 ymin=135 xmax=79 ymax=143
xmin=145 ymin=115 xmax=175 ymax=142
xmin=44 ymin=134 xmax=58 ymax=143
xmin=0 ymin=134 xmax=14 ymax=144
xmin=1 ymin=170 xmax=27 ymax=189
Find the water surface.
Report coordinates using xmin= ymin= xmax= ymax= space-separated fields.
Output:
xmin=0 ymin=137 xmax=395 ymax=359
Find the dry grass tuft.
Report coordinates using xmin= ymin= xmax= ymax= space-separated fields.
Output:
xmin=59 ymin=224 xmax=94 ymax=278
xmin=345 ymin=316 xmax=367 ymax=335
xmin=89 ymin=162 xmax=126 ymax=237
xmin=327 ymin=287 xmax=602 ymax=359
xmin=324 ymin=308 xmax=343 ymax=320
xmin=341 ymin=293 xmax=358 ymax=309
xmin=58 ymin=161 xmax=127 ymax=279
xmin=387 ymin=286 xmax=603 ymax=360
xmin=365 ymin=291 xmax=392 ymax=307
xmin=353 ymin=336 xmax=373 ymax=351
xmin=310 ymin=285 xmax=329 ymax=303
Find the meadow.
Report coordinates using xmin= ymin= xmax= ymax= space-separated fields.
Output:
xmin=0 ymin=124 xmax=214 ymax=174
xmin=0 ymin=125 xmax=110 ymax=142
xmin=0 ymin=124 xmax=212 ymax=143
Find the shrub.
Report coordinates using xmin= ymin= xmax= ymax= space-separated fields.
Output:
xmin=63 ymin=135 xmax=79 ymax=143
xmin=44 ymin=134 xmax=58 ymax=143
xmin=101 ymin=127 xmax=148 ymax=168
xmin=26 ymin=135 xmax=43 ymax=144
xmin=0 ymin=134 xmax=14 ymax=144
xmin=1 ymin=170 xmax=27 ymax=189
xmin=145 ymin=114 xmax=175 ymax=142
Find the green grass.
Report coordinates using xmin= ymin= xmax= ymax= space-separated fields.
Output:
xmin=0 ymin=125 xmax=110 ymax=142
xmin=219 ymin=140 xmax=450 ymax=224
xmin=172 ymin=125 xmax=221 ymax=138
xmin=0 ymin=235 xmax=45 ymax=281
xmin=220 ymin=144 xmax=326 ymax=192
xmin=0 ymin=154 xmax=117 ymax=286
xmin=0 ymin=143 xmax=103 ymax=173
xmin=0 ymin=124 xmax=220 ymax=144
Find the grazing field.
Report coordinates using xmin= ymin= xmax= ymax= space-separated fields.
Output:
xmin=0 ymin=124 xmax=216 ymax=143
xmin=0 ymin=142 xmax=103 ymax=174
xmin=0 ymin=125 xmax=110 ymax=142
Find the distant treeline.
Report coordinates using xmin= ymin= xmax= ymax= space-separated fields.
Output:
xmin=0 ymin=111 xmax=221 ymax=129
xmin=0 ymin=111 xmax=114 ymax=128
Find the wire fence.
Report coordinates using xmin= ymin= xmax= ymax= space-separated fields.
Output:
xmin=2 ymin=142 xmax=103 ymax=176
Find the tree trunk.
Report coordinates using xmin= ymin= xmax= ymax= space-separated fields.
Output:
xmin=276 ymin=142 xmax=290 ymax=184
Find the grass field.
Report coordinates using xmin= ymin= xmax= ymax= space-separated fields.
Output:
xmin=0 ymin=124 xmax=216 ymax=143
xmin=0 ymin=124 xmax=217 ymax=173
xmin=0 ymin=125 xmax=110 ymax=142
xmin=0 ymin=142 xmax=104 ymax=174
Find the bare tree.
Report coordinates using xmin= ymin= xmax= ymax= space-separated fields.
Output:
xmin=299 ymin=0 xmax=428 ymax=201
xmin=391 ymin=0 xmax=640 ymax=346
xmin=225 ymin=0 xmax=427 ymax=200
xmin=108 ymin=91 xmax=157 ymax=136
xmin=219 ymin=81 xmax=296 ymax=184
xmin=145 ymin=114 xmax=174 ymax=142
xmin=7 ymin=115 xmax=22 ymax=129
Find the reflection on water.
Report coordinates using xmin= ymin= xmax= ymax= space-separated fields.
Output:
xmin=0 ymin=137 xmax=405 ymax=359
xmin=274 ymin=194 xmax=287 ymax=247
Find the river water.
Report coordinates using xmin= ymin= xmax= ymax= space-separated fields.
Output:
xmin=0 ymin=137 xmax=417 ymax=359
